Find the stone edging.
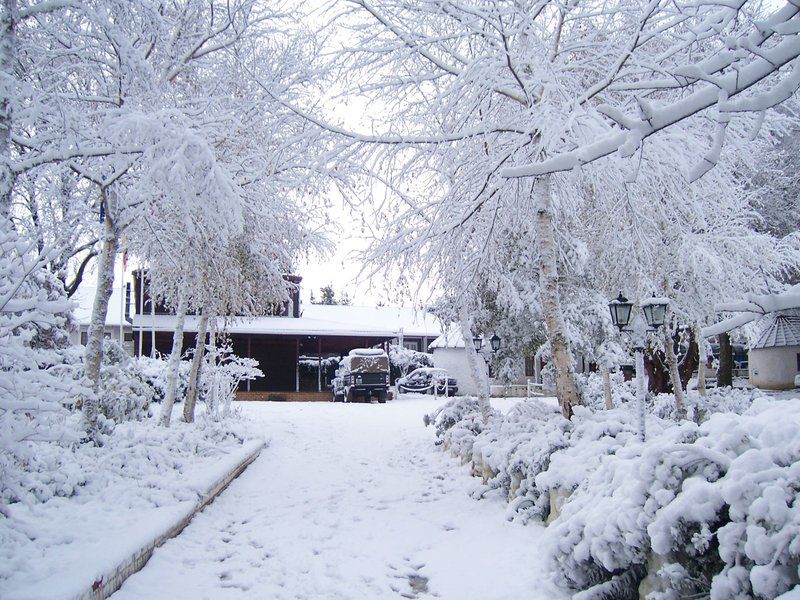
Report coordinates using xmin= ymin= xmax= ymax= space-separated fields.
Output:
xmin=74 ymin=440 xmax=266 ymax=600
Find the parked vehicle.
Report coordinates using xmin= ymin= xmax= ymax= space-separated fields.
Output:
xmin=331 ymin=348 xmax=390 ymax=403
xmin=396 ymin=367 xmax=457 ymax=396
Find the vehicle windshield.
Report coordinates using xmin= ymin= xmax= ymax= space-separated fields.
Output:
xmin=348 ymin=355 xmax=390 ymax=373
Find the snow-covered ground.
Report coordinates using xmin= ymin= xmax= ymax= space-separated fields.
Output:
xmin=112 ymin=395 xmax=566 ymax=599
xmin=1 ymin=416 xmax=263 ymax=600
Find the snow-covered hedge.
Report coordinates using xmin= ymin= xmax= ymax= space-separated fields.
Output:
xmin=551 ymin=398 xmax=800 ymax=599
xmin=433 ymin=394 xmax=800 ymax=599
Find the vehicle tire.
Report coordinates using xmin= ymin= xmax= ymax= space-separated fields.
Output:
xmin=377 ymin=390 xmax=387 ymax=404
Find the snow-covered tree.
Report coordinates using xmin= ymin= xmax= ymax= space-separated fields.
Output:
xmin=319 ymin=0 xmax=800 ymax=418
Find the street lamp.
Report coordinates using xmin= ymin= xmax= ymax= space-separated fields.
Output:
xmin=607 ymin=292 xmax=670 ymax=441
xmin=472 ymin=335 xmax=483 ymax=351
xmin=609 ymin=292 xmax=634 ymax=330
xmin=490 ymin=334 xmax=501 ymax=352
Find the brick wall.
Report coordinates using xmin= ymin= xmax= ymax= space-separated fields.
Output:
xmin=235 ymin=391 xmax=331 ymax=402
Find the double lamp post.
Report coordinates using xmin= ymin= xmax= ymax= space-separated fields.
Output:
xmin=608 ymin=293 xmax=670 ymax=441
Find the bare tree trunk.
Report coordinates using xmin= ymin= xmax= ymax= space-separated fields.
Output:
xmin=696 ymin=325 xmax=707 ymax=397
xmin=533 ymin=175 xmax=580 ymax=419
xmin=601 ymin=365 xmax=613 ymax=410
xmin=159 ymin=290 xmax=189 ymax=427
xmin=458 ymin=304 xmax=492 ymax=425
xmin=82 ymin=187 xmax=118 ymax=435
xmin=0 ymin=0 xmax=18 ymax=216
xmin=717 ymin=332 xmax=733 ymax=388
xmin=183 ymin=312 xmax=208 ymax=423
xmin=663 ymin=328 xmax=687 ymax=420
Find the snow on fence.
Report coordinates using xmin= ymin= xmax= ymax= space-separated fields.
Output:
xmin=74 ymin=440 xmax=265 ymax=600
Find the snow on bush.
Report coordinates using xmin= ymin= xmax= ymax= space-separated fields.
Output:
xmin=423 ymin=396 xmax=496 ymax=458
xmin=549 ymin=398 xmax=800 ymax=600
xmin=650 ymin=386 xmax=762 ymax=423
xmin=199 ymin=341 xmax=261 ymax=419
xmin=0 ymin=222 xmax=90 ymax=507
xmin=473 ymin=403 xmax=667 ymax=523
xmin=135 ymin=354 xmax=191 ymax=405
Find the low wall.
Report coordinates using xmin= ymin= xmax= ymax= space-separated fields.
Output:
xmin=236 ymin=391 xmax=331 ymax=402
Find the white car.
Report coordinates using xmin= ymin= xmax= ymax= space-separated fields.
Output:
xmin=396 ymin=367 xmax=458 ymax=395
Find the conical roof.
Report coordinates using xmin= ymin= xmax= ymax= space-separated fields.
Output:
xmin=752 ymin=311 xmax=800 ymax=349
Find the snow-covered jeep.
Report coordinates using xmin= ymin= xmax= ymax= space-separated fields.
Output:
xmin=332 ymin=348 xmax=391 ymax=403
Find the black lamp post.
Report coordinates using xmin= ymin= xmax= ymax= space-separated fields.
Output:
xmin=472 ymin=335 xmax=483 ymax=351
xmin=490 ymin=334 xmax=501 ymax=352
xmin=608 ymin=292 xmax=634 ymax=331
xmin=607 ymin=292 xmax=670 ymax=442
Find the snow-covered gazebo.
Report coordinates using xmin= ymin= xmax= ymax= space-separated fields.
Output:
xmin=702 ymin=284 xmax=800 ymax=390
xmin=749 ymin=311 xmax=800 ymax=390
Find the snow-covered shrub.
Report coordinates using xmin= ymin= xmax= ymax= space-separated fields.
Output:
xmin=134 ymin=354 xmax=191 ymax=404
xmin=389 ymin=343 xmax=433 ymax=381
xmin=0 ymin=221 xmax=90 ymax=505
xmin=579 ymin=371 xmax=637 ymax=410
xmin=200 ymin=342 xmax=261 ymax=419
xmin=651 ymin=386 xmax=762 ymax=423
xmin=470 ymin=402 xmax=665 ymax=523
xmin=96 ymin=342 xmax=153 ymax=423
xmin=424 ymin=396 xmax=485 ymax=442
xmin=549 ymin=398 xmax=800 ymax=600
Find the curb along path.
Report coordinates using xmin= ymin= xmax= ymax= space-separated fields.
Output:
xmin=76 ymin=440 xmax=265 ymax=600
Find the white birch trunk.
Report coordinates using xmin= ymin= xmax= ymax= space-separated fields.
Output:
xmin=533 ymin=175 xmax=581 ymax=419
xmin=82 ymin=187 xmax=118 ymax=434
xmin=663 ymin=328 xmax=687 ymax=420
xmin=0 ymin=0 xmax=18 ymax=216
xmin=182 ymin=312 xmax=208 ymax=423
xmin=696 ymin=325 xmax=707 ymax=398
xmin=159 ymin=290 xmax=189 ymax=427
xmin=458 ymin=304 xmax=492 ymax=425
xmin=601 ymin=365 xmax=613 ymax=410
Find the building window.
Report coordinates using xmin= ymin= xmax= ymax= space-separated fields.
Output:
xmin=124 ymin=332 xmax=133 ymax=342
xmin=797 ymin=353 xmax=800 ymax=372
xmin=80 ymin=331 xmax=88 ymax=345
xmin=403 ymin=340 xmax=420 ymax=352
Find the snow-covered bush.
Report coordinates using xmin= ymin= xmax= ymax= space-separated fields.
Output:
xmin=200 ymin=342 xmax=261 ymax=419
xmin=471 ymin=403 xmax=666 ymax=523
xmin=549 ymin=398 xmax=800 ymax=600
xmin=579 ymin=371 xmax=637 ymax=410
xmin=0 ymin=221 xmax=90 ymax=505
xmin=95 ymin=342 xmax=153 ymax=423
xmin=651 ymin=386 xmax=761 ymax=423
xmin=134 ymin=355 xmax=191 ymax=405
xmin=423 ymin=396 xmax=495 ymax=455
xmin=389 ymin=343 xmax=433 ymax=381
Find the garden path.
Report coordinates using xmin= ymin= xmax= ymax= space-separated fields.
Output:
xmin=112 ymin=396 xmax=565 ymax=600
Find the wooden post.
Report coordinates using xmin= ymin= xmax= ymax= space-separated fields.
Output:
xmin=295 ymin=337 xmax=300 ymax=392
xmin=317 ymin=337 xmax=322 ymax=392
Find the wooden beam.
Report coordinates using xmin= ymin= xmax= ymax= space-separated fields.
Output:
xmin=317 ymin=337 xmax=322 ymax=392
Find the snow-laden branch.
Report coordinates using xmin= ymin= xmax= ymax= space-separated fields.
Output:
xmin=502 ymin=13 xmax=800 ymax=180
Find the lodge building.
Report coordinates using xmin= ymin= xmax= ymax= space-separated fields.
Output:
xmin=128 ymin=274 xmax=443 ymax=401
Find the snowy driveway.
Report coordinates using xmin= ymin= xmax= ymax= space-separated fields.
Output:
xmin=112 ymin=396 xmax=565 ymax=600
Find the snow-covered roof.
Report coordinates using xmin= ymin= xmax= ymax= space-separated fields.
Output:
xmin=131 ymin=304 xmax=443 ymax=339
xmin=752 ymin=311 xmax=800 ymax=349
xmin=71 ymin=285 xmax=130 ymax=328
xmin=428 ymin=328 xmax=466 ymax=350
